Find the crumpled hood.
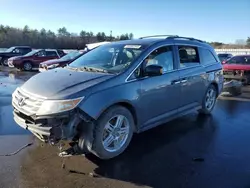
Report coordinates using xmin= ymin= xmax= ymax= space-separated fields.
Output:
xmin=223 ymin=64 xmax=250 ymax=71
xmin=20 ymin=68 xmax=115 ymax=99
xmin=41 ymin=59 xmax=69 ymax=66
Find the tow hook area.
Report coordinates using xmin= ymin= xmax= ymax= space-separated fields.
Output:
xmin=223 ymin=80 xmax=242 ymax=96
xmin=49 ymin=110 xmax=96 ymax=157
xmin=48 ymin=114 xmax=81 ymax=145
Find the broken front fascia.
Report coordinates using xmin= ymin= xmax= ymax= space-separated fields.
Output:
xmin=13 ymin=107 xmax=95 ymax=148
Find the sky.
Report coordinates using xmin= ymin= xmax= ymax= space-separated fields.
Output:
xmin=0 ymin=0 xmax=249 ymax=43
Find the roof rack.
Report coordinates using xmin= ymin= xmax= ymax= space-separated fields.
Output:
xmin=166 ymin=36 xmax=205 ymax=43
xmin=139 ymin=35 xmax=206 ymax=43
xmin=139 ymin=35 xmax=179 ymax=39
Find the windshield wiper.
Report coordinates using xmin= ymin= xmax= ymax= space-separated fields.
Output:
xmin=66 ymin=66 xmax=78 ymax=71
xmin=78 ymin=66 xmax=109 ymax=73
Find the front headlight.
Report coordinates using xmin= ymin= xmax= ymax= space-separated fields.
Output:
xmin=36 ymin=97 xmax=84 ymax=115
xmin=47 ymin=63 xmax=59 ymax=69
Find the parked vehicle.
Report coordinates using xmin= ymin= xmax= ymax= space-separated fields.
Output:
xmin=0 ymin=46 xmax=32 ymax=66
xmin=8 ymin=49 xmax=65 ymax=71
xmin=39 ymin=51 xmax=83 ymax=72
xmin=12 ymin=35 xmax=223 ymax=159
xmin=223 ymin=55 xmax=250 ymax=85
xmin=218 ymin=53 xmax=233 ymax=63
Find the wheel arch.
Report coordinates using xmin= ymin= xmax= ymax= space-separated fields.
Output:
xmin=99 ymin=101 xmax=138 ymax=132
xmin=22 ymin=60 xmax=33 ymax=69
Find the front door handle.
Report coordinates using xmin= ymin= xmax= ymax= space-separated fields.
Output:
xmin=171 ymin=80 xmax=181 ymax=85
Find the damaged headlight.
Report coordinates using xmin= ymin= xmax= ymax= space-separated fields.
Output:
xmin=36 ymin=97 xmax=84 ymax=115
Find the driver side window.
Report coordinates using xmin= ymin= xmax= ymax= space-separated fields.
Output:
xmin=129 ymin=46 xmax=174 ymax=80
xmin=36 ymin=51 xmax=46 ymax=57
xmin=13 ymin=48 xmax=20 ymax=54
xmin=145 ymin=46 xmax=174 ymax=72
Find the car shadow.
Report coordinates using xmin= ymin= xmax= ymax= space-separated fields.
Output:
xmin=84 ymin=113 xmax=218 ymax=188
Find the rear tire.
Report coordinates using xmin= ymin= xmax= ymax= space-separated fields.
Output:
xmin=199 ymin=84 xmax=217 ymax=115
xmin=1 ymin=58 xmax=8 ymax=66
xmin=90 ymin=106 xmax=134 ymax=159
xmin=23 ymin=62 xmax=32 ymax=71
xmin=3 ymin=58 xmax=8 ymax=66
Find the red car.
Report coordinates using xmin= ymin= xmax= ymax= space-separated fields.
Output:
xmin=8 ymin=49 xmax=65 ymax=71
xmin=223 ymin=55 xmax=250 ymax=85
xmin=39 ymin=50 xmax=83 ymax=72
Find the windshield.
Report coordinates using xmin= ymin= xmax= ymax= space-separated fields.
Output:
xmin=60 ymin=51 xmax=81 ymax=60
xmin=24 ymin=49 xmax=41 ymax=57
xmin=5 ymin=47 xmax=15 ymax=52
xmin=68 ymin=43 xmax=146 ymax=73
xmin=218 ymin=54 xmax=229 ymax=57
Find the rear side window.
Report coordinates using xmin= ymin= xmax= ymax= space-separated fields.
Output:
xmin=178 ymin=46 xmax=200 ymax=68
xmin=199 ymin=48 xmax=217 ymax=65
xmin=18 ymin=48 xmax=31 ymax=54
xmin=46 ymin=51 xmax=58 ymax=57
xmin=22 ymin=48 xmax=31 ymax=54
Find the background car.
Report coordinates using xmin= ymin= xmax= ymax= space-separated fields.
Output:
xmin=222 ymin=55 xmax=250 ymax=85
xmin=39 ymin=42 xmax=111 ymax=72
xmin=39 ymin=50 xmax=83 ymax=72
xmin=0 ymin=46 xmax=32 ymax=66
xmin=218 ymin=53 xmax=233 ymax=63
xmin=8 ymin=49 xmax=65 ymax=71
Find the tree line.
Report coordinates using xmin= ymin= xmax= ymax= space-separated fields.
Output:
xmin=0 ymin=25 xmax=134 ymax=49
xmin=0 ymin=24 xmax=249 ymax=49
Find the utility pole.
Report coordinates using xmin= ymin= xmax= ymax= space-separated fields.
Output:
xmin=110 ymin=30 xmax=112 ymax=41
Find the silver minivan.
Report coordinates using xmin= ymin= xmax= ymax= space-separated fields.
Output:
xmin=12 ymin=35 xmax=224 ymax=159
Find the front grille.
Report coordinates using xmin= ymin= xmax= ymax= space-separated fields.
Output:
xmin=12 ymin=88 xmax=45 ymax=116
xmin=223 ymin=70 xmax=243 ymax=76
xmin=223 ymin=70 xmax=234 ymax=75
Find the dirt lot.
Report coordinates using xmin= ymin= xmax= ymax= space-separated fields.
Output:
xmin=1 ymin=66 xmax=250 ymax=188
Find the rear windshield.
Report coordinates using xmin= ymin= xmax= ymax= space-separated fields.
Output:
xmin=68 ymin=43 xmax=147 ymax=74
xmin=218 ymin=54 xmax=230 ymax=57
xmin=227 ymin=56 xmax=250 ymax=64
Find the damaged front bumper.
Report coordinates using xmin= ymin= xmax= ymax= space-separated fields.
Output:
xmin=223 ymin=74 xmax=249 ymax=85
xmin=13 ymin=108 xmax=84 ymax=143
xmin=223 ymin=80 xmax=242 ymax=93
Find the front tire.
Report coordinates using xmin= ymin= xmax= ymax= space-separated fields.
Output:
xmin=90 ymin=106 xmax=134 ymax=159
xmin=23 ymin=62 xmax=32 ymax=71
xmin=199 ymin=85 xmax=217 ymax=115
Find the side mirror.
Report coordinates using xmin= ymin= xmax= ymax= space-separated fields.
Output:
xmin=144 ymin=64 xmax=163 ymax=76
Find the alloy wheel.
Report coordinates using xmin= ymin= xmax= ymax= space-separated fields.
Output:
xmin=102 ymin=115 xmax=130 ymax=153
